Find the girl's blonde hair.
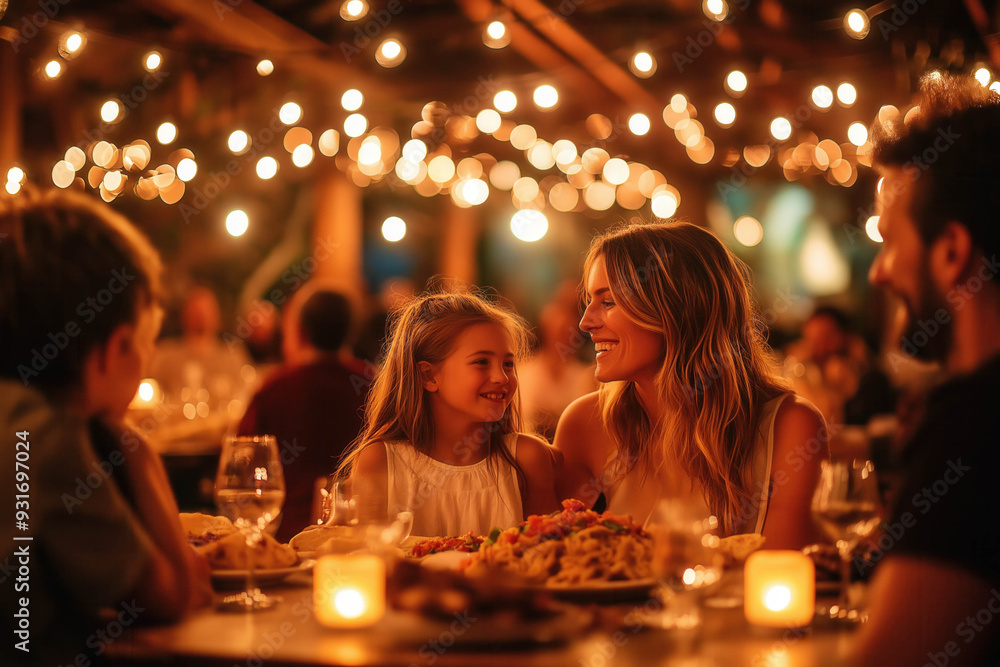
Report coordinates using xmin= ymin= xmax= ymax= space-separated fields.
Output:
xmin=337 ymin=287 xmax=531 ymax=485
xmin=585 ymin=221 xmax=787 ymax=533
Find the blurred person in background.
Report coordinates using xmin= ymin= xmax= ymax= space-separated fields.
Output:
xmin=0 ymin=190 xmax=211 ymax=665
xmin=783 ymin=306 xmax=896 ymax=427
xmin=150 ymin=285 xmax=254 ymax=411
xmin=851 ymin=73 xmax=1000 ymax=666
xmin=238 ymin=283 xmax=370 ymax=541
xmin=518 ymin=280 xmax=597 ymax=440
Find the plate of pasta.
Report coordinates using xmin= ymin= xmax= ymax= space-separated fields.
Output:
xmin=460 ymin=500 xmax=658 ymax=600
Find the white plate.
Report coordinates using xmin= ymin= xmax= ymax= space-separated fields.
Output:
xmin=210 ymin=559 xmax=315 ymax=587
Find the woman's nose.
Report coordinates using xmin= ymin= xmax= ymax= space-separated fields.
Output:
xmin=579 ymin=303 xmax=598 ymax=332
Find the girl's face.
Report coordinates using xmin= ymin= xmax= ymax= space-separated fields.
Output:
xmin=580 ymin=256 xmax=664 ymax=385
xmin=423 ymin=322 xmax=517 ymax=425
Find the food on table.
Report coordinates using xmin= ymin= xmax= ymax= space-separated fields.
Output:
xmin=180 ymin=512 xmax=297 ymax=569
xmin=388 ymin=558 xmax=560 ymax=622
xmin=409 ymin=531 xmax=485 ymax=557
xmin=461 ymin=499 xmax=654 ymax=586
xmin=289 ymin=524 xmax=367 ymax=554
xmin=716 ymin=533 xmax=766 ymax=566
xmin=179 ymin=512 xmax=238 ymax=546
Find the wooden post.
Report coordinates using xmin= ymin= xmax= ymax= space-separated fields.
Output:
xmin=312 ymin=166 xmax=364 ymax=302
xmin=439 ymin=203 xmax=479 ymax=285
xmin=0 ymin=44 xmax=22 ymax=177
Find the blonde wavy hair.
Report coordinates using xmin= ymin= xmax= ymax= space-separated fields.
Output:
xmin=337 ymin=287 xmax=531 ymax=487
xmin=586 ymin=221 xmax=787 ymax=533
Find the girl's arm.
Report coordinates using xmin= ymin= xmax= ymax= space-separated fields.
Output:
xmin=350 ymin=443 xmax=389 ymax=522
xmin=515 ymin=433 xmax=560 ymax=517
xmin=551 ymin=392 xmax=609 ymax=507
xmin=761 ymin=395 xmax=829 ymax=550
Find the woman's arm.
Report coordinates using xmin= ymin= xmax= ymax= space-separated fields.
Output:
xmin=514 ymin=433 xmax=561 ymax=517
xmin=552 ymin=392 xmax=610 ymax=507
xmin=761 ymin=395 xmax=829 ymax=550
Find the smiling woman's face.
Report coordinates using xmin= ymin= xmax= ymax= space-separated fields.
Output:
xmin=579 ymin=256 xmax=664 ymax=385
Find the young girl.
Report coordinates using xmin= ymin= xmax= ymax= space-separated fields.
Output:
xmin=337 ymin=289 xmax=559 ymax=537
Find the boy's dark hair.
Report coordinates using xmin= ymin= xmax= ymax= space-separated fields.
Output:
xmin=871 ymin=72 xmax=1000 ymax=258
xmin=299 ymin=290 xmax=352 ymax=352
xmin=0 ymin=190 xmax=162 ymax=390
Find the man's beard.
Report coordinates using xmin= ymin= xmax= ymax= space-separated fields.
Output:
xmin=899 ymin=275 xmax=952 ymax=362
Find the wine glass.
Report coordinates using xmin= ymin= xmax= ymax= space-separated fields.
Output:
xmin=647 ymin=499 xmax=725 ymax=630
xmin=810 ymin=458 xmax=881 ymax=623
xmin=214 ymin=435 xmax=286 ymax=611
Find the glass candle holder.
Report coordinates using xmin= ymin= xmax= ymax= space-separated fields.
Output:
xmin=744 ymin=550 xmax=815 ymax=628
xmin=314 ymin=553 xmax=385 ymax=629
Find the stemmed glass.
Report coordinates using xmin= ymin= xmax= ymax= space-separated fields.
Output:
xmin=648 ymin=499 xmax=725 ymax=630
xmin=810 ymin=458 xmax=881 ymax=623
xmin=214 ymin=435 xmax=286 ymax=611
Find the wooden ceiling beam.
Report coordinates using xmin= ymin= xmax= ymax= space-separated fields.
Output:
xmin=142 ymin=0 xmax=400 ymax=105
xmin=502 ymin=0 xmax=662 ymax=113
xmin=455 ymin=0 xmax=616 ymax=108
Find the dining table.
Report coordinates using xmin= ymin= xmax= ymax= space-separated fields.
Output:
xmin=106 ymin=567 xmax=860 ymax=667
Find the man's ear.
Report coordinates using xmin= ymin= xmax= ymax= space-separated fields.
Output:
xmin=930 ymin=221 xmax=973 ymax=291
xmin=417 ymin=360 xmax=438 ymax=392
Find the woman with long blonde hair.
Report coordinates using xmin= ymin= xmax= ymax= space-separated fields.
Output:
xmin=553 ymin=221 xmax=826 ymax=548
xmin=337 ymin=288 xmax=559 ymax=537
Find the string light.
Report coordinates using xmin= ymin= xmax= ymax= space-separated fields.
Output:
xmin=376 ymin=39 xmax=406 ymax=67
xmin=382 ymin=216 xmax=406 ymax=241
xmin=866 ymin=216 xmax=882 ymax=243
xmin=628 ymin=113 xmax=651 ymax=136
xmin=279 ymin=102 xmax=303 ymax=125
xmin=770 ymin=117 xmax=792 ymax=141
xmin=714 ymin=103 xmax=736 ymax=127
xmin=734 ymin=216 xmax=763 ymax=246
xmin=974 ymin=67 xmax=991 ymax=87
xmin=256 ymin=59 xmax=274 ymax=76
xmin=341 ymin=0 xmax=369 ymax=21
xmin=494 ymin=90 xmax=517 ymax=113
xmin=844 ymin=9 xmax=869 ymax=39
xmin=703 ymin=0 xmax=728 ymax=21
xmin=144 ymin=51 xmax=162 ymax=72
xmin=101 ymin=100 xmax=122 ymax=123
xmin=226 ymin=210 xmax=249 ymax=237
xmin=811 ymin=85 xmax=834 ymax=109
xmin=344 ymin=113 xmax=368 ymax=137
xmin=43 ymin=60 xmax=62 ymax=79
xmin=484 ymin=20 xmax=511 ymax=48
xmin=156 ymin=122 xmax=177 ymax=145
xmin=837 ymin=83 xmax=857 ymax=106
xmin=256 ymin=157 xmax=278 ymax=180
xmin=341 ymin=89 xmax=364 ymax=111
xmin=510 ymin=210 xmax=548 ymax=242
xmin=847 ymin=122 xmax=868 ymax=147
xmin=630 ymin=51 xmax=656 ymax=78
xmin=726 ymin=70 xmax=747 ymax=96
xmin=176 ymin=157 xmax=197 ymax=182
xmin=59 ymin=31 xmax=86 ymax=59
xmin=533 ymin=85 xmax=559 ymax=109
xmin=228 ymin=130 xmax=250 ymax=154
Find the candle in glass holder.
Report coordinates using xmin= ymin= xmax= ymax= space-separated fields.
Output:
xmin=744 ymin=550 xmax=815 ymax=627
xmin=314 ymin=553 xmax=385 ymax=628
